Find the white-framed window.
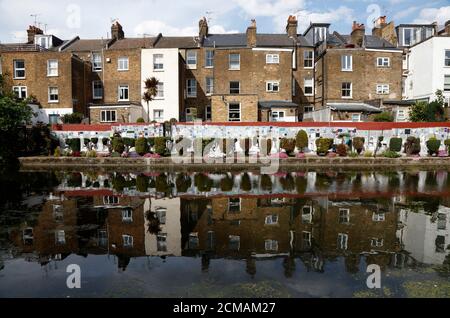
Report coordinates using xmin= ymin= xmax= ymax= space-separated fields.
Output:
xmin=229 ymin=53 xmax=240 ymax=70
xmin=205 ymin=50 xmax=214 ymax=68
xmin=92 ymin=81 xmax=103 ymax=99
xmin=206 ymin=77 xmax=214 ymax=95
xmin=271 ymin=111 xmax=285 ymax=122
xmin=101 ymin=110 xmax=117 ymax=123
xmin=228 ymin=198 xmax=241 ymax=213
xmin=156 ymin=207 xmax=167 ymax=224
xmin=53 ymin=204 xmax=64 ymax=221
xmin=47 ymin=59 xmax=58 ymax=76
xmin=229 ymin=235 xmax=240 ymax=251
xmin=302 ymin=231 xmax=312 ymax=248
xmin=48 ymin=87 xmax=59 ymax=102
xmin=351 ymin=113 xmax=361 ymax=122
xmin=372 ymin=212 xmax=385 ymax=222
xmin=37 ymin=36 xmax=50 ymax=49
xmin=342 ymin=82 xmax=352 ymax=98
xmin=444 ymin=75 xmax=450 ymax=92
xmin=266 ymin=81 xmax=280 ymax=92
xmin=13 ymin=86 xmax=27 ymax=99
xmin=302 ymin=206 xmax=313 ymax=224
xmin=377 ymin=57 xmax=390 ymax=67
xmin=304 ymin=77 xmax=314 ymax=96
xmin=339 ymin=208 xmax=350 ymax=224
xmin=157 ymin=233 xmax=167 ymax=252
xmin=266 ymin=54 xmax=279 ymax=64
xmin=13 ymin=59 xmax=25 ymax=79
xmin=186 ymin=79 xmax=197 ymax=97
xmin=186 ymin=50 xmax=197 ymax=68
xmin=402 ymin=28 xmax=416 ymax=46
xmin=337 ymin=233 xmax=348 ymax=250
xmin=397 ymin=109 xmax=406 ymax=121
xmin=156 ymin=82 xmax=164 ymax=98
xmin=228 ymin=103 xmax=241 ymax=122
xmin=371 ymin=238 xmax=384 ymax=247
xmin=103 ymin=196 xmax=119 ymax=205
xmin=153 ymin=54 xmax=164 ymax=71
xmin=304 ymin=50 xmax=314 ymax=68
xmin=205 ymin=105 xmax=212 ymax=121
xmin=153 ymin=109 xmax=164 ymax=121
xmin=122 ymin=234 xmax=133 ymax=247
xmin=122 ymin=208 xmax=133 ymax=222
xmin=445 ymin=50 xmax=450 ymax=67
xmin=92 ymin=53 xmax=102 ymax=71
xmin=265 ymin=239 xmax=279 ymax=251
xmin=341 ymin=55 xmax=352 ymax=71
xmin=265 ymin=214 xmax=279 ymax=225
xmin=376 ymin=84 xmax=390 ymax=94
xmin=229 ymin=81 xmax=240 ymax=94
xmin=118 ymin=85 xmax=129 ymax=101
xmin=55 ymin=230 xmax=66 ymax=245
xmin=304 ymin=105 xmax=314 ymax=113
xmin=118 ymin=57 xmax=129 ymax=71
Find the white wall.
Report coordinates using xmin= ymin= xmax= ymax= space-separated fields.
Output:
xmin=30 ymin=104 xmax=73 ymax=124
xmin=141 ymin=48 xmax=180 ymax=123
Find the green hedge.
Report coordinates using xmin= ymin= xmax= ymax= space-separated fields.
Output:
xmin=389 ymin=138 xmax=403 ymax=152
xmin=315 ymin=138 xmax=333 ymax=156
xmin=426 ymin=138 xmax=441 ymax=156
xmin=296 ymin=130 xmax=308 ymax=152
xmin=135 ymin=137 xmax=149 ymax=155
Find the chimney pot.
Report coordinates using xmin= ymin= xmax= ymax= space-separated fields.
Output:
xmin=199 ymin=17 xmax=209 ymax=39
xmin=286 ymin=15 xmax=298 ymax=37
xmin=111 ymin=21 xmax=125 ymax=40
xmin=27 ymin=25 xmax=43 ymax=44
xmin=247 ymin=19 xmax=257 ymax=47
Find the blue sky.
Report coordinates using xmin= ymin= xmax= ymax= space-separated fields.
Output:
xmin=0 ymin=0 xmax=449 ymax=43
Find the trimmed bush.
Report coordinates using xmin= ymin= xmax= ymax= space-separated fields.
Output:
xmin=136 ymin=117 xmax=145 ymax=123
xmin=382 ymin=150 xmax=401 ymax=158
xmin=83 ymin=138 xmax=91 ymax=146
xmin=220 ymin=175 xmax=234 ymax=191
xmin=62 ymin=113 xmax=84 ymax=124
xmin=136 ymin=174 xmax=149 ymax=192
xmin=147 ymin=137 xmax=156 ymax=148
xmin=426 ymin=137 xmax=441 ymax=156
xmin=336 ymin=144 xmax=347 ymax=157
xmin=389 ymin=138 xmax=402 ymax=152
xmin=135 ymin=137 xmax=149 ymax=156
xmin=295 ymin=130 xmax=308 ymax=152
xmin=194 ymin=173 xmax=213 ymax=192
xmin=363 ymin=151 xmax=373 ymax=158
xmin=348 ymin=151 xmax=359 ymax=158
xmin=444 ymin=139 xmax=450 ymax=151
xmin=280 ymin=138 xmax=296 ymax=155
xmin=102 ymin=137 xmax=109 ymax=146
xmin=260 ymin=174 xmax=273 ymax=191
xmin=154 ymin=137 xmax=168 ymax=156
xmin=66 ymin=138 xmax=81 ymax=152
xmin=352 ymin=137 xmax=365 ymax=154
xmin=315 ymin=138 xmax=333 ymax=156
xmin=176 ymin=174 xmax=191 ymax=193
xmin=240 ymin=173 xmax=252 ymax=191
xmin=404 ymin=136 xmax=421 ymax=155
xmin=112 ymin=136 xmax=125 ymax=154
xmin=373 ymin=112 xmax=394 ymax=122
xmin=123 ymin=137 xmax=135 ymax=148
xmin=111 ymin=152 xmax=121 ymax=158
xmin=91 ymin=137 xmax=98 ymax=145
xmin=85 ymin=150 xmax=97 ymax=158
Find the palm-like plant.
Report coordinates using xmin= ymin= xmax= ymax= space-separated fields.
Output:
xmin=142 ymin=77 xmax=159 ymax=122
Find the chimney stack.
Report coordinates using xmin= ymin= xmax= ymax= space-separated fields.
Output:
xmin=351 ymin=21 xmax=365 ymax=47
xmin=247 ymin=19 xmax=257 ymax=47
xmin=199 ymin=17 xmax=209 ymax=39
xmin=286 ymin=15 xmax=298 ymax=37
xmin=27 ymin=25 xmax=43 ymax=44
xmin=111 ymin=21 xmax=125 ymax=40
xmin=445 ymin=20 xmax=450 ymax=35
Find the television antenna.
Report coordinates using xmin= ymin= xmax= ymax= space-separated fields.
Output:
xmin=205 ymin=11 xmax=214 ymax=23
xmin=30 ymin=14 xmax=40 ymax=27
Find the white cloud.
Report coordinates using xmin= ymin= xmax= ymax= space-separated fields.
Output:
xmin=233 ymin=0 xmax=305 ymax=17
xmin=294 ymin=6 xmax=356 ymax=33
xmin=413 ymin=6 xmax=450 ymax=25
xmin=393 ymin=6 xmax=419 ymax=20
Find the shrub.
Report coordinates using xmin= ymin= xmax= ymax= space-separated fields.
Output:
xmin=280 ymin=138 xmax=296 ymax=155
xmin=220 ymin=175 xmax=234 ymax=191
xmin=136 ymin=174 xmax=149 ymax=192
xmin=348 ymin=151 xmax=359 ymax=158
xmin=86 ymin=150 xmax=97 ymax=158
xmin=426 ymin=137 xmax=441 ymax=156
xmin=352 ymin=137 xmax=365 ymax=154
xmin=240 ymin=173 xmax=252 ymax=191
xmin=62 ymin=112 xmax=84 ymax=124
xmin=54 ymin=146 xmax=61 ymax=157
xmin=382 ymin=150 xmax=401 ymax=158
xmin=147 ymin=137 xmax=156 ymax=148
xmin=444 ymin=139 xmax=450 ymax=151
xmin=111 ymin=152 xmax=121 ymax=158
xmin=176 ymin=174 xmax=191 ymax=193
xmin=112 ymin=136 xmax=125 ymax=154
xmin=102 ymin=137 xmax=109 ymax=146
xmin=91 ymin=138 xmax=98 ymax=145
xmin=373 ymin=112 xmax=394 ymax=122
xmin=112 ymin=175 xmax=126 ymax=192
xmin=135 ymin=137 xmax=149 ymax=155
xmin=336 ymin=144 xmax=347 ymax=157
xmin=66 ymin=138 xmax=81 ymax=152
xmin=194 ymin=173 xmax=212 ymax=192
xmin=136 ymin=117 xmax=145 ymax=123
xmin=404 ymin=137 xmax=421 ymax=155
xmin=296 ymin=130 xmax=308 ymax=152
xmin=83 ymin=138 xmax=91 ymax=146
xmin=389 ymin=138 xmax=403 ymax=152
xmin=260 ymin=174 xmax=273 ymax=191
xmin=315 ymin=138 xmax=333 ymax=156
xmin=363 ymin=151 xmax=373 ymax=158
xmin=154 ymin=137 xmax=167 ymax=156
xmin=123 ymin=137 xmax=135 ymax=148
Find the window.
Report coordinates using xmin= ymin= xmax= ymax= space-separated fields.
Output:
xmin=93 ymin=81 xmax=103 ymax=99
xmin=397 ymin=109 xmax=406 ymax=121
xmin=153 ymin=110 xmax=164 ymax=121
xmin=189 ymin=233 xmax=199 ymax=249
xmin=377 ymin=57 xmax=390 ymax=67
xmin=229 ymin=235 xmax=240 ymax=251
xmin=13 ymin=59 xmax=25 ymax=78
xmin=403 ymin=28 xmax=416 ymax=46
xmin=372 ymin=212 xmax=385 ymax=222
xmin=92 ymin=53 xmax=102 ymax=71
xmin=339 ymin=208 xmax=350 ymax=224
xmin=341 ymin=82 xmax=352 ymax=98
xmin=228 ymin=198 xmax=241 ymax=213
xmin=122 ymin=235 xmax=133 ymax=248
xmin=352 ymin=114 xmax=361 ymax=122
xmin=445 ymin=50 xmax=450 ymax=67
xmin=157 ymin=233 xmax=167 ymax=252
xmin=37 ymin=36 xmax=49 ymax=49
xmin=47 ymin=59 xmax=58 ymax=76
xmin=23 ymin=228 xmax=34 ymax=245
xmin=228 ymin=103 xmax=241 ymax=122
xmin=156 ymin=82 xmax=164 ymax=98
xmin=103 ymin=196 xmax=119 ymax=205
xmin=122 ymin=208 xmax=133 ymax=222
xmin=341 ymin=55 xmax=352 ymax=71
xmin=205 ymin=105 xmax=212 ymax=121
xmin=302 ymin=206 xmax=313 ymax=224
xmin=186 ymin=79 xmax=197 ymax=97
xmin=229 ymin=53 xmax=240 ymax=70
xmin=48 ymin=87 xmax=59 ymax=102
xmin=337 ymin=233 xmax=348 ymax=250
xmin=435 ymin=235 xmax=445 ymax=253
xmin=304 ymin=50 xmax=314 ymax=68
xmin=266 ymin=81 xmax=280 ymax=92
xmin=302 ymin=231 xmax=312 ymax=249
xmin=55 ymin=230 xmax=66 ymax=245
xmin=156 ymin=208 xmax=166 ymax=224
xmin=438 ymin=213 xmax=447 ymax=230
xmin=266 ymin=54 xmax=279 ymax=64
xmin=118 ymin=85 xmax=129 ymax=101
xmin=376 ymin=84 xmax=390 ymax=95
xmin=98 ymin=230 xmax=108 ymax=247
xmin=265 ymin=239 xmax=279 ymax=251
xmin=118 ymin=57 xmax=129 ymax=71
xmin=206 ymin=77 xmax=214 ymax=95
xmin=101 ymin=110 xmax=117 ymax=123
xmin=207 ymin=231 xmax=215 ymax=250
xmin=371 ymin=238 xmax=384 ymax=247
xmin=271 ymin=111 xmax=285 ymax=122
xmin=444 ymin=75 xmax=450 ymax=92
xmin=13 ymin=86 xmax=27 ymax=99
xmin=265 ymin=214 xmax=279 ymax=225
xmin=186 ymin=50 xmax=197 ymax=68
xmin=229 ymin=81 xmax=240 ymax=94
xmin=304 ymin=105 xmax=314 ymax=113
xmin=304 ymin=77 xmax=313 ymax=96
xmin=205 ymin=50 xmax=214 ymax=67
xmin=153 ymin=54 xmax=164 ymax=70
xmin=53 ymin=204 xmax=64 ymax=221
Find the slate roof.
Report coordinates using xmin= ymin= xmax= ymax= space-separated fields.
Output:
xmin=155 ymin=36 xmax=200 ymax=49
xmin=330 ymin=34 xmax=397 ymax=48
xmin=108 ymin=37 xmax=157 ymax=50
xmin=0 ymin=43 xmax=47 ymax=52
xmin=203 ymin=34 xmax=247 ymax=47
xmin=62 ymin=39 xmax=108 ymax=52
xmin=328 ymin=102 xmax=382 ymax=113
xmin=259 ymin=101 xmax=299 ymax=108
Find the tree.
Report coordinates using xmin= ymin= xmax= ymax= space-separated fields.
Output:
xmin=142 ymin=77 xmax=159 ymax=123
xmin=373 ymin=112 xmax=394 ymax=122
xmin=410 ymin=90 xmax=445 ymax=122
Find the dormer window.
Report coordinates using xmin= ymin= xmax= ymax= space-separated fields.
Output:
xmin=35 ymin=35 xmax=51 ymax=49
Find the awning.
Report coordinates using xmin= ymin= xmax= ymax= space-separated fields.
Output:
xmin=328 ymin=102 xmax=382 ymax=113
xmin=259 ymin=101 xmax=299 ymax=109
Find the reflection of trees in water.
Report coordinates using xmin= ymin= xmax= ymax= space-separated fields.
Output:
xmin=344 ymin=254 xmax=360 ymax=274
xmin=117 ymin=255 xmax=130 ymax=271
xmin=246 ymin=258 xmax=256 ymax=278
xmin=283 ymin=256 xmax=296 ymax=278
xmin=145 ymin=211 xmax=161 ymax=235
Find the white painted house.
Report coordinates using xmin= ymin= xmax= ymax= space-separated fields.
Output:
xmin=404 ymin=36 xmax=450 ymax=106
xmin=141 ymin=48 xmax=180 ymax=122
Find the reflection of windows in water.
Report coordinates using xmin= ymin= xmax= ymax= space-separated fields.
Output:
xmin=228 ymin=198 xmax=241 ymax=213
xmin=229 ymin=235 xmax=240 ymax=251
xmin=189 ymin=211 xmax=198 ymax=222
xmin=337 ymin=233 xmax=348 ymax=250
xmin=155 ymin=208 xmax=167 ymax=225
xmin=265 ymin=239 xmax=278 ymax=251
xmin=103 ymin=196 xmax=119 ymax=205
xmin=122 ymin=208 xmax=133 ymax=222
xmin=22 ymin=227 xmax=34 ymax=245
xmin=435 ymin=235 xmax=445 ymax=253
xmin=189 ymin=233 xmax=199 ymax=249
xmin=55 ymin=230 xmax=66 ymax=245
xmin=265 ymin=214 xmax=279 ymax=225
xmin=157 ymin=233 xmax=167 ymax=252
xmin=207 ymin=205 xmax=213 ymax=225
xmin=302 ymin=206 xmax=313 ymax=224
xmin=98 ymin=230 xmax=108 ymax=247
xmin=437 ymin=213 xmax=447 ymax=230
xmin=207 ymin=231 xmax=215 ymax=250
xmin=339 ymin=208 xmax=350 ymax=224
xmin=53 ymin=204 xmax=64 ymax=221
xmin=270 ymin=198 xmax=285 ymax=205
xmin=230 ymin=220 xmax=241 ymax=226
xmin=393 ymin=253 xmax=406 ymax=268
xmin=370 ymin=238 xmax=384 ymax=247
xmin=372 ymin=212 xmax=385 ymax=222
xmin=302 ymin=231 xmax=312 ymax=249
xmin=122 ymin=235 xmax=133 ymax=248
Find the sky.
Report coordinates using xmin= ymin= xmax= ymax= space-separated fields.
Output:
xmin=0 ymin=0 xmax=449 ymax=43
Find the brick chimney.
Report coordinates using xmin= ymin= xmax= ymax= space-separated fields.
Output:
xmin=111 ymin=21 xmax=124 ymax=40
xmin=247 ymin=19 xmax=257 ymax=47
xmin=351 ymin=21 xmax=365 ymax=47
xmin=199 ymin=17 xmax=209 ymax=39
xmin=372 ymin=16 xmax=386 ymax=37
xmin=286 ymin=15 xmax=298 ymax=37
xmin=27 ymin=25 xmax=43 ymax=44
xmin=446 ymin=20 xmax=450 ymax=35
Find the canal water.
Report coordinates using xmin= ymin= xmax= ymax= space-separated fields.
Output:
xmin=0 ymin=169 xmax=449 ymax=298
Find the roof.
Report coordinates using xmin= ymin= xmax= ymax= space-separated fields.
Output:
xmin=328 ymin=102 xmax=382 ymax=113
xmin=108 ymin=37 xmax=157 ymax=50
xmin=396 ymin=24 xmax=436 ymax=28
xmin=383 ymin=100 xmax=415 ymax=106
xmin=256 ymin=34 xmax=295 ymax=47
xmin=203 ymin=34 xmax=247 ymax=47
xmin=62 ymin=39 xmax=108 ymax=52
xmin=155 ymin=36 xmax=200 ymax=49
xmin=329 ymin=33 xmax=396 ymax=48
xmin=0 ymin=43 xmax=47 ymax=52
xmin=259 ymin=101 xmax=299 ymax=108
xmin=303 ymin=23 xmax=331 ymax=37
